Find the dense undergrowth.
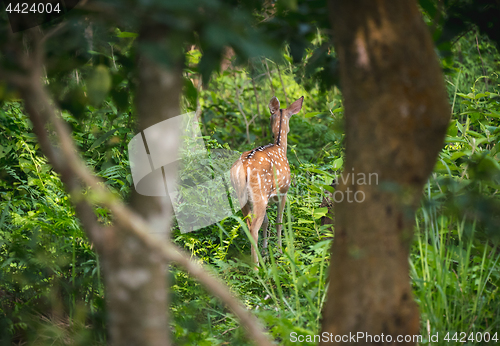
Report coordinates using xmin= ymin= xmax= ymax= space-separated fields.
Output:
xmin=1 ymin=30 xmax=499 ymax=346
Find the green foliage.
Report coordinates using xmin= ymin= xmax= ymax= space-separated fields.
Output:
xmin=429 ymin=32 xmax=500 ymax=240
xmin=191 ymin=57 xmax=343 ymax=164
xmin=0 ymin=103 xmax=107 ymax=344
xmin=170 ymin=196 xmax=333 ymax=345
xmin=1 ymin=2 xmax=500 ymax=345
xmin=411 ymin=213 xmax=500 ymax=345
xmin=409 ymin=27 xmax=500 ymax=343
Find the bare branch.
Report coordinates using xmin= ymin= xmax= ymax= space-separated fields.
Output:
xmin=475 ymin=33 xmax=488 ymax=91
xmin=249 ymin=113 xmax=259 ymax=126
xmin=276 ymin=64 xmax=288 ymax=107
xmin=251 ymin=77 xmax=261 ymax=118
xmin=18 ymin=60 xmax=274 ymax=346
xmin=236 ymin=85 xmax=252 ymax=144
xmin=263 ymin=58 xmax=275 ymax=96
xmin=40 ymin=21 xmax=67 ymax=47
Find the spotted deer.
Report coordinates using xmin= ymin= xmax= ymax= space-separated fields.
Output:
xmin=230 ymin=96 xmax=304 ymax=265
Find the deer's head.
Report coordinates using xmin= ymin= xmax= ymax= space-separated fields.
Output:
xmin=268 ymin=96 xmax=304 ymax=145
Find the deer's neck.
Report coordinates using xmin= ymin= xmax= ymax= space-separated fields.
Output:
xmin=274 ymin=110 xmax=288 ymax=154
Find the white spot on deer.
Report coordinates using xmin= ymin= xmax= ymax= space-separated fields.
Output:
xmin=257 ymin=173 xmax=263 ymax=193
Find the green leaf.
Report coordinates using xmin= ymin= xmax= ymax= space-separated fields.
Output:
xmin=117 ymin=32 xmax=138 ymax=38
xmin=466 ymin=130 xmax=485 ymax=139
xmin=305 ymin=167 xmax=335 ymax=178
xmin=87 ymin=65 xmax=112 ymax=107
xmin=474 ymin=138 xmax=489 ymax=146
xmin=321 ymin=184 xmax=334 ymax=193
xmin=447 ymin=121 xmax=458 ymax=137
xmin=89 ymin=129 xmax=117 ymax=150
xmin=283 ymin=53 xmax=292 ymax=63
xmin=303 ymin=112 xmax=321 ymax=118
xmin=434 ymin=160 xmax=449 ymax=173
xmin=450 ymin=152 xmax=467 ymax=161
xmin=184 ymin=78 xmax=198 ymax=107
xmin=19 ymin=158 xmax=32 ymax=173
xmin=332 ymin=157 xmax=343 ymax=169
xmin=488 ymin=110 xmax=500 ymax=118
xmin=457 ymin=92 xmax=474 ymax=99
xmin=313 ymin=207 xmax=328 ymax=219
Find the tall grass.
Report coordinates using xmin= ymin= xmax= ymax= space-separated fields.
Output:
xmin=203 ymin=189 xmax=331 ymax=345
xmin=410 ymin=185 xmax=500 ymax=345
xmin=170 ymin=158 xmax=500 ymax=345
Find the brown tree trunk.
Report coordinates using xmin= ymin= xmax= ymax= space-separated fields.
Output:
xmin=320 ymin=1 xmax=450 ymax=344
xmin=102 ymin=25 xmax=183 ymax=346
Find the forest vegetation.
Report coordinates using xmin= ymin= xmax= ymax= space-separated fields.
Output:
xmin=0 ymin=0 xmax=499 ymax=345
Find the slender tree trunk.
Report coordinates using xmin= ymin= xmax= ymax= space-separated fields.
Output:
xmin=320 ymin=1 xmax=450 ymax=344
xmin=103 ymin=25 xmax=183 ymax=346
xmin=10 ymin=27 xmax=180 ymax=345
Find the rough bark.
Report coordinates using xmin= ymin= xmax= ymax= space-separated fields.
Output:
xmin=320 ymin=1 xmax=450 ymax=344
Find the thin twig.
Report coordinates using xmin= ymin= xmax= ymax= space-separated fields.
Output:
xmin=236 ymin=86 xmax=251 ymax=144
xmin=39 ymin=21 xmax=67 ymax=46
xmin=251 ymin=76 xmax=267 ymax=138
xmin=195 ymin=77 xmax=203 ymax=122
xmin=249 ymin=113 xmax=259 ymax=126
xmin=276 ymin=64 xmax=288 ymax=107
xmin=451 ymin=28 xmax=473 ymax=46
xmin=110 ymin=44 xmax=117 ymax=70
xmin=221 ymin=327 xmax=238 ymax=335
xmin=475 ymin=33 xmax=488 ymax=91
xmin=263 ymin=58 xmax=275 ymax=96
xmin=238 ymin=70 xmax=277 ymax=93
xmin=120 ymin=112 xmax=132 ymax=155
xmin=251 ymin=77 xmax=261 ymax=118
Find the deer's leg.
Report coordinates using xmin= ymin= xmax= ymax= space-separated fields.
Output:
xmin=276 ymin=193 xmax=287 ymax=253
xmin=241 ymin=203 xmax=251 ymax=230
xmin=262 ymin=213 xmax=269 ymax=249
xmin=250 ymin=203 xmax=267 ymax=265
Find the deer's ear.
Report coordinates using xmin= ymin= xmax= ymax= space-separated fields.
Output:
xmin=268 ymin=96 xmax=280 ymax=114
xmin=287 ymin=96 xmax=304 ymax=116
